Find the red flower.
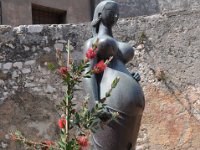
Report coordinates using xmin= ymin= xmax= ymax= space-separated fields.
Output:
xmin=86 ymin=48 xmax=97 ymax=59
xmin=42 ymin=140 xmax=54 ymax=150
xmin=93 ymin=60 xmax=107 ymax=74
xmin=58 ymin=67 xmax=68 ymax=76
xmin=77 ymin=136 xmax=88 ymax=148
xmin=58 ymin=118 xmax=66 ymax=129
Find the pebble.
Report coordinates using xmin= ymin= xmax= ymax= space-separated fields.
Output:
xmin=32 ymin=46 xmax=36 ymax=52
xmin=3 ymin=63 xmax=12 ymax=70
xmin=24 ymin=45 xmax=30 ymax=51
xmin=13 ymin=86 xmax=19 ymax=90
xmin=0 ymin=80 xmax=5 ymax=86
xmin=25 ymin=60 xmax=36 ymax=66
xmin=11 ymin=91 xmax=15 ymax=94
xmin=39 ymin=78 xmax=47 ymax=83
xmin=3 ymin=92 xmax=9 ymax=96
xmin=13 ymin=62 xmax=23 ymax=69
xmin=3 ymin=70 xmax=8 ymax=74
xmin=136 ymin=144 xmax=149 ymax=150
xmin=136 ymin=44 xmax=145 ymax=50
xmin=21 ymin=68 xmax=31 ymax=74
xmin=54 ymin=43 xmax=63 ymax=51
xmin=5 ymin=134 xmax=10 ymax=140
xmin=57 ymin=40 xmax=67 ymax=43
xmin=6 ymin=43 xmax=15 ymax=49
xmin=43 ymin=47 xmax=51 ymax=52
xmin=46 ymin=85 xmax=56 ymax=94
xmin=1 ymin=142 xmax=8 ymax=148
xmin=43 ymin=36 xmax=48 ymax=44
xmin=129 ymin=40 xmax=137 ymax=46
xmin=12 ymin=71 xmax=19 ymax=78
xmin=26 ymin=76 xmax=34 ymax=80
xmin=0 ymin=56 xmax=4 ymax=60
xmin=25 ymin=82 xmax=35 ymax=88
xmin=32 ymin=87 xmax=41 ymax=92
xmin=41 ymin=68 xmax=50 ymax=75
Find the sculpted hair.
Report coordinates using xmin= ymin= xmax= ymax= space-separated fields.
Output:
xmin=91 ymin=0 xmax=117 ymax=36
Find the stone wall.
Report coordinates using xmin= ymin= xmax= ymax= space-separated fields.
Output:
xmin=1 ymin=10 xmax=200 ymax=149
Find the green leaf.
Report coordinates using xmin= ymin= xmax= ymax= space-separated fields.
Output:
xmin=58 ymin=141 xmax=66 ymax=149
xmin=105 ymin=92 xmax=111 ymax=97
xmin=60 ymin=133 xmax=66 ymax=143
xmin=49 ymin=147 xmax=53 ymax=150
xmin=47 ymin=62 xmax=56 ymax=71
xmin=84 ymin=75 xmax=91 ymax=78
xmin=90 ymin=119 xmax=100 ymax=128
xmin=15 ymin=130 xmax=22 ymax=137
xmin=111 ymin=77 xmax=120 ymax=88
xmin=65 ymin=95 xmax=73 ymax=101
xmin=82 ymin=63 xmax=90 ymax=70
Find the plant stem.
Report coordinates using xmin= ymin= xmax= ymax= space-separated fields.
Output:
xmin=67 ymin=40 xmax=70 ymax=67
xmin=64 ymin=91 xmax=69 ymax=150
xmin=13 ymin=136 xmax=60 ymax=150
xmin=65 ymin=40 xmax=70 ymax=143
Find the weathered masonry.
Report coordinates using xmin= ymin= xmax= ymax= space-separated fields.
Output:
xmin=1 ymin=9 xmax=200 ymax=149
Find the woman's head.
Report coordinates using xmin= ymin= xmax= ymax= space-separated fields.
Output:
xmin=92 ymin=0 xmax=119 ymax=35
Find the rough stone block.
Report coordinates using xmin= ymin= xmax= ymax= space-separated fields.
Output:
xmin=3 ymin=63 xmax=12 ymax=70
xmin=21 ymin=68 xmax=31 ymax=74
xmin=13 ymin=62 xmax=23 ymax=69
xmin=24 ymin=60 xmax=36 ymax=66
xmin=27 ymin=25 xmax=43 ymax=33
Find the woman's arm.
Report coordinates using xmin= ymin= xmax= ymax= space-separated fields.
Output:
xmin=117 ymin=42 xmax=134 ymax=64
xmin=117 ymin=42 xmax=141 ymax=81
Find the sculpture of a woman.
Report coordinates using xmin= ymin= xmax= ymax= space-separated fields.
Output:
xmin=83 ymin=1 xmax=145 ymax=149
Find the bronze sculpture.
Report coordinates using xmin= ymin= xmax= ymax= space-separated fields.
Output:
xmin=83 ymin=1 xmax=145 ymax=149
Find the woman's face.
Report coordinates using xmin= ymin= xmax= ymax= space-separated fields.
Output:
xmin=101 ymin=3 xmax=119 ymax=27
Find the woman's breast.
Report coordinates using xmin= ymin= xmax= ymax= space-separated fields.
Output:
xmin=97 ymin=36 xmax=118 ymax=59
xmin=100 ymin=63 xmax=145 ymax=116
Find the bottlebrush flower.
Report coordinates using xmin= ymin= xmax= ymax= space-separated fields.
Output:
xmin=58 ymin=67 xmax=68 ymax=76
xmin=93 ymin=60 xmax=107 ymax=74
xmin=58 ymin=118 xmax=66 ymax=129
xmin=86 ymin=48 xmax=97 ymax=59
xmin=77 ymin=136 xmax=88 ymax=148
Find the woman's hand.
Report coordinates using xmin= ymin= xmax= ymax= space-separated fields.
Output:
xmin=131 ymin=72 xmax=141 ymax=82
xmin=98 ymin=107 xmax=112 ymax=122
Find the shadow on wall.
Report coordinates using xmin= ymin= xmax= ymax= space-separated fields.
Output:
xmin=94 ymin=0 xmax=160 ymax=17
xmin=94 ymin=0 xmax=200 ymax=18
xmin=118 ymin=0 xmax=160 ymax=17
xmin=158 ymin=0 xmax=200 ymax=12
